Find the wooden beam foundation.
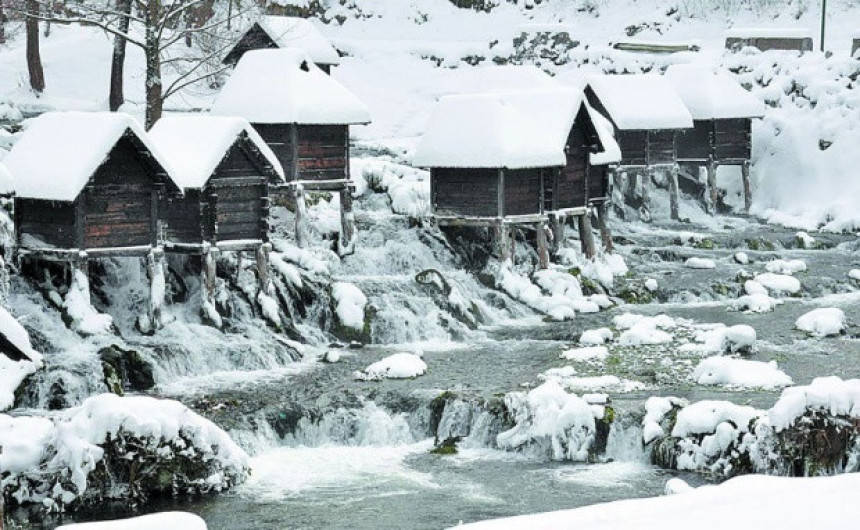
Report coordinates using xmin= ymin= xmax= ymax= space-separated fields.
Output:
xmin=494 ymin=220 xmax=511 ymax=262
xmin=338 ymin=185 xmax=356 ymax=257
xmin=146 ymin=247 xmax=165 ymax=331
xmin=548 ymin=213 xmax=563 ymax=253
xmin=741 ymin=161 xmax=752 ymax=213
xmin=294 ymin=185 xmax=308 ymax=248
xmin=595 ymin=203 xmax=614 ymax=253
xmin=536 ymin=221 xmax=549 ymax=269
xmin=706 ymin=161 xmax=718 ymax=215
xmin=202 ymin=244 xmax=219 ymax=312
xmin=256 ymin=242 xmax=272 ymax=295
xmin=668 ymin=164 xmax=681 ymax=221
xmin=640 ymin=169 xmax=653 ymax=223
xmin=577 ymin=214 xmax=596 ymax=259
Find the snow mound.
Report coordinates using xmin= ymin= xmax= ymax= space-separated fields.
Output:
xmin=579 ymin=327 xmax=613 ymax=346
xmin=734 ymin=293 xmax=782 ymax=313
xmin=734 ymin=252 xmax=750 ymax=265
xmin=331 ymin=282 xmax=368 ymax=331
xmin=795 ymin=308 xmax=846 ymax=337
xmin=542 ymin=371 xmax=647 ymax=393
xmin=254 ymin=16 xmax=341 ymax=66
xmin=560 ymin=346 xmax=608 ymax=362
xmin=354 ymin=353 xmax=427 ymax=381
xmin=643 ymin=396 xmax=687 ymax=445
xmin=682 ymin=324 xmax=757 ymax=354
xmin=64 ymin=270 xmax=113 ymax=335
xmin=765 ymin=259 xmax=807 ymax=275
xmin=769 ymin=377 xmax=860 ymax=431
xmin=743 ymin=280 xmax=767 ymax=295
xmin=684 ymin=257 xmax=716 ymax=269
xmin=753 ymin=273 xmax=801 ymax=295
xmin=692 ymin=357 xmax=793 ymax=389
xmin=56 ymin=512 xmax=207 ymax=530
xmin=849 ymin=269 xmax=860 ymax=281
xmin=615 ymin=314 xmax=675 ymax=346
xmin=496 ymin=380 xmax=596 ymax=461
xmin=671 ymin=400 xmax=761 ymax=439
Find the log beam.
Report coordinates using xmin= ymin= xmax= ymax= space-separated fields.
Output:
xmin=595 ymin=202 xmax=614 ymax=253
xmin=338 ymin=185 xmax=356 ymax=257
xmin=256 ymin=242 xmax=272 ymax=296
xmin=536 ymin=221 xmax=549 ymax=269
xmin=294 ymin=185 xmax=308 ymax=248
xmin=577 ymin=214 xmax=596 ymax=259
xmin=668 ymin=164 xmax=681 ymax=221
xmin=741 ymin=161 xmax=752 ymax=213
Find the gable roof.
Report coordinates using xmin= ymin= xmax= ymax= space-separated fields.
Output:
xmin=413 ymin=88 xmax=592 ymax=170
xmin=588 ymin=104 xmax=622 ymax=166
xmin=587 ymin=74 xmax=694 ymax=131
xmin=211 ymin=48 xmax=371 ymax=125
xmin=0 ymin=162 xmax=13 ymax=196
xmin=3 ymin=112 xmax=176 ymax=202
xmin=255 ymin=16 xmax=340 ymax=66
xmin=664 ymin=64 xmax=765 ymax=120
xmin=149 ymin=116 xmax=285 ymax=190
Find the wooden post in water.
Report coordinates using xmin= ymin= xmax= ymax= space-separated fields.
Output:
xmin=294 ymin=185 xmax=308 ymax=248
xmin=494 ymin=220 xmax=510 ymax=262
xmin=639 ymin=169 xmax=653 ymax=223
xmin=741 ymin=161 xmax=753 ymax=213
xmin=203 ymin=243 xmax=219 ymax=309
xmin=668 ymin=164 xmax=681 ymax=221
xmin=338 ymin=184 xmax=356 ymax=257
xmin=536 ymin=221 xmax=549 ymax=269
xmin=706 ymin=161 xmax=718 ymax=215
xmin=548 ymin=213 xmax=563 ymax=253
xmin=577 ymin=214 xmax=596 ymax=259
xmin=256 ymin=242 xmax=272 ymax=295
xmin=147 ymin=247 xmax=165 ymax=330
xmin=595 ymin=203 xmax=614 ymax=253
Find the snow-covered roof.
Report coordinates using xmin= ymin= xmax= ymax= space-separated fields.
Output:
xmin=725 ymin=28 xmax=813 ymax=39
xmin=441 ymin=65 xmax=560 ymax=97
xmin=0 ymin=162 xmax=13 ymax=195
xmin=588 ymin=105 xmax=622 ymax=166
xmin=587 ymin=75 xmax=693 ymax=131
xmin=3 ymin=112 xmax=174 ymax=202
xmin=664 ymin=65 xmax=765 ymax=120
xmin=256 ymin=16 xmax=340 ymax=66
xmin=211 ymin=48 xmax=371 ymax=125
xmin=149 ymin=116 xmax=285 ymax=190
xmin=413 ymin=88 xmax=586 ymax=170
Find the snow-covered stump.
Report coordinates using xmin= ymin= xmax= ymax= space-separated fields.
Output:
xmin=337 ymin=185 xmax=357 ymax=257
xmin=536 ymin=221 xmax=549 ymax=270
xmin=577 ymin=214 xmax=596 ymax=259
xmin=293 ymin=184 xmax=308 ymax=248
xmin=594 ymin=202 xmax=614 ymax=253
xmin=668 ymin=164 xmax=681 ymax=220
xmin=706 ymin=161 xmax=718 ymax=214
xmin=741 ymin=160 xmax=752 ymax=213
xmin=145 ymin=248 xmax=165 ymax=332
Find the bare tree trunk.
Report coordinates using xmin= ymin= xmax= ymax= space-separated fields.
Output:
xmin=109 ymin=0 xmax=132 ymax=111
xmin=44 ymin=0 xmax=51 ymax=38
xmin=26 ymin=0 xmax=46 ymax=93
xmin=144 ymin=0 xmax=163 ymax=129
xmin=1 ymin=0 xmax=7 ymax=45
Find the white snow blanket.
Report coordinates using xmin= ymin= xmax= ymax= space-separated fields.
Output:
xmin=211 ymin=48 xmax=371 ymax=125
xmin=149 ymin=115 xmax=285 ymax=189
xmin=454 ymin=474 xmax=860 ymax=530
xmin=3 ymin=112 xmax=175 ymax=201
xmin=795 ymin=307 xmax=846 ymax=337
xmin=664 ymin=64 xmax=764 ymax=120
xmin=331 ymin=282 xmax=368 ymax=331
xmin=0 ymin=307 xmax=43 ymax=411
xmin=57 ymin=512 xmax=207 ymax=530
xmin=254 ymin=16 xmax=341 ymax=66
xmin=692 ymin=357 xmax=792 ymax=389
xmin=753 ymin=273 xmax=801 ymax=295
xmin=354 ymin=353 xmax=427 ymax=381
xmin=586 ymin=74 xmax=693 ymax=131
xmin=0 ymin=162 xmax=13 ymax=195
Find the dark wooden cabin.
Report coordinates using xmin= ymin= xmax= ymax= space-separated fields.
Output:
xmin=223 ymin=16 xmax=340 ymax=74
xmin=725 ymin=29 xmax=813 ymax=52
xmin=212 ymin=48 xmax=370 ymax=191
xmin=4 ymin=112 xmax=180 ymax=258
xmin=665 ymin=65 xmax=765 ymax=212
xmin=149 ymin=116 xmax=286 ymax=252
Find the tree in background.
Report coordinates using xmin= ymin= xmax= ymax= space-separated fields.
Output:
xmin=25 ymin=0 xmax=45 ymax=93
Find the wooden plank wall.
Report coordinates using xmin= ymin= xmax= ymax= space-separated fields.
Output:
xmin=587 ymin=164 xmax=610 ymax=203
xmin=161 ymin=190 xmax=203 ymax=244
xmin=713 ymin=118 xmax=751 ymax=162
xmin=296 ymin=124 xmax=348 ymax=181
xmin=617 ymin=130 xmax=648 ymax=166
xmin=676 ymin=120 xmax=712 ymax=161
xmin=223 ymin=25 xmax=279 ymax=66
xmin=83 ymin=137 xmax=155 ymax=249
xmin=555 ymin=125 xmax=589 ymax=210
xmin=431 ymin=168 xmax=499 ymax=217
xmin=16 ymin=198 xmax=77 ymax=248
xmin=504 ymin=168 xmax=543 ymax=216
xmin=646 ymin=130 xmax=676 ymax=166
xmin=253 ymin=123 xmax=297 ymax=181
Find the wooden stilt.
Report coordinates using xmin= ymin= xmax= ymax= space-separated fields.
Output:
xmin=741 ymin=161 xmax=752 ymax=213
xmin=338 ymin=184 xmax=357 ymax=257
xmin=147 ymin=247 xmax=165 ymax=330
xmin=577 ymin=214 xmax=596 ymax=259
xmin=669 ymin=164 xmax=681 ymax=221
xmin=494 ymin=220 xmax=511 ymax=262
xmin=640 ymin=169 xmax=653 ymax=223
xmin=706 ymin=161 xmax=718 ymax=215
xmin=294 ymin=185 xmax=308 ymax=248
xmin=548 ymin=213 xmax=563 ymax=253
xmin=595 ymin=202 xmax=614 ymax=253
xmin=536 ymin=222 xmax=549 ymax=270
xmin=203 ymin=244 xmax=219 ymax=309
xmin=256 ymin=242 xmax=272 ymax=295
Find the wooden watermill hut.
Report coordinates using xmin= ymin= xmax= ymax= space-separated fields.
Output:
xmin=211 ymin=48 xmax=371 ymax=255
xmin=223 ymin=16 xmax=341 ymax=73
xmin=725 ymin=28 xmax=813 ymax=53
xmin=584 ymin=74 xmax=693 ymax=220
xmin=4 ymin=112 xmax=181 ymax=327
xmin=665 ymin=64 xmax=765 ymax=213
xmin=149 ymin=116 xmax=286 ymax=309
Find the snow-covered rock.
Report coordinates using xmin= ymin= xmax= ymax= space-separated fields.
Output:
xmin=795 ymin=308 xmax=846 ymax=337
xmin=765 ymin=259 xmax=807 ymax=275
xmin=354 ymin=353 xmax=427 ymax=381
xmin=644 ymin=278 xmax=659 ymax=292
xmin=849 ymin=269 xmax=860 ymax=281
xmin=734 ymin=293 xmax=782 ymax=313
xmin=331 ymin=282 xmax=368 ymax=331
xmin=734 ymin=252 xmax=750 ymax=265
xmin=753 ymin=273 xmax=801 ymax=295
xmin=615 ymin=314 xmax=675 ymax=346
xmin=560 ymin=346 xmax=608 ymax=363
xmin=579 ymin=327 xmax=613 ymax=346
xmin=0 ymin=308 xmax=44 ymax=411
xmin=743 ymin=279 xmax=768 ymax=296
xmin=684 ymin=257 xmax=716 ymax=270
xmin=682 ymin=324 xmax=757 ymax=354
xmin=692 ymin=357 xmax=792 ymax=389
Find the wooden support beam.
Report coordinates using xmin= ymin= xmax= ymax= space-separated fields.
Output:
xmin=536 ymin=222 xmax=549 ymax=269
xmin=294 ymin=185 xmax=308 ymax=248
xmin=706 ymin=161 xmax=718 ymax=215
xmin=640 ymin=169 xmax=653 ymax=223
xmin=595 ymin=202 xmax=614 ymax=253
xmin=741 ymin=161 xmax=752 ymax=213
xmin=577 ymin=214 xmax=596 ymax=259
xmin=202 ymin=244 xmax=219 ymax=313
xmin=256 ymin=242 xmax=272 ymax=296
xmin=494 ymin=219 xmax=510 ymax=262
xmin=147 ymin=247 xmax=165 ymax=331
xmin=668 ymin=164 xmax=681 ymax=221
xmin=548 ymin=213 xmax=563 ymax=253
xmin=338 ymin=185 xmax=356 ymax=257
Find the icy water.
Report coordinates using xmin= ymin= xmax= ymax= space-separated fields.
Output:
xmin=17 ymin=210 xmax=860 ymax=529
